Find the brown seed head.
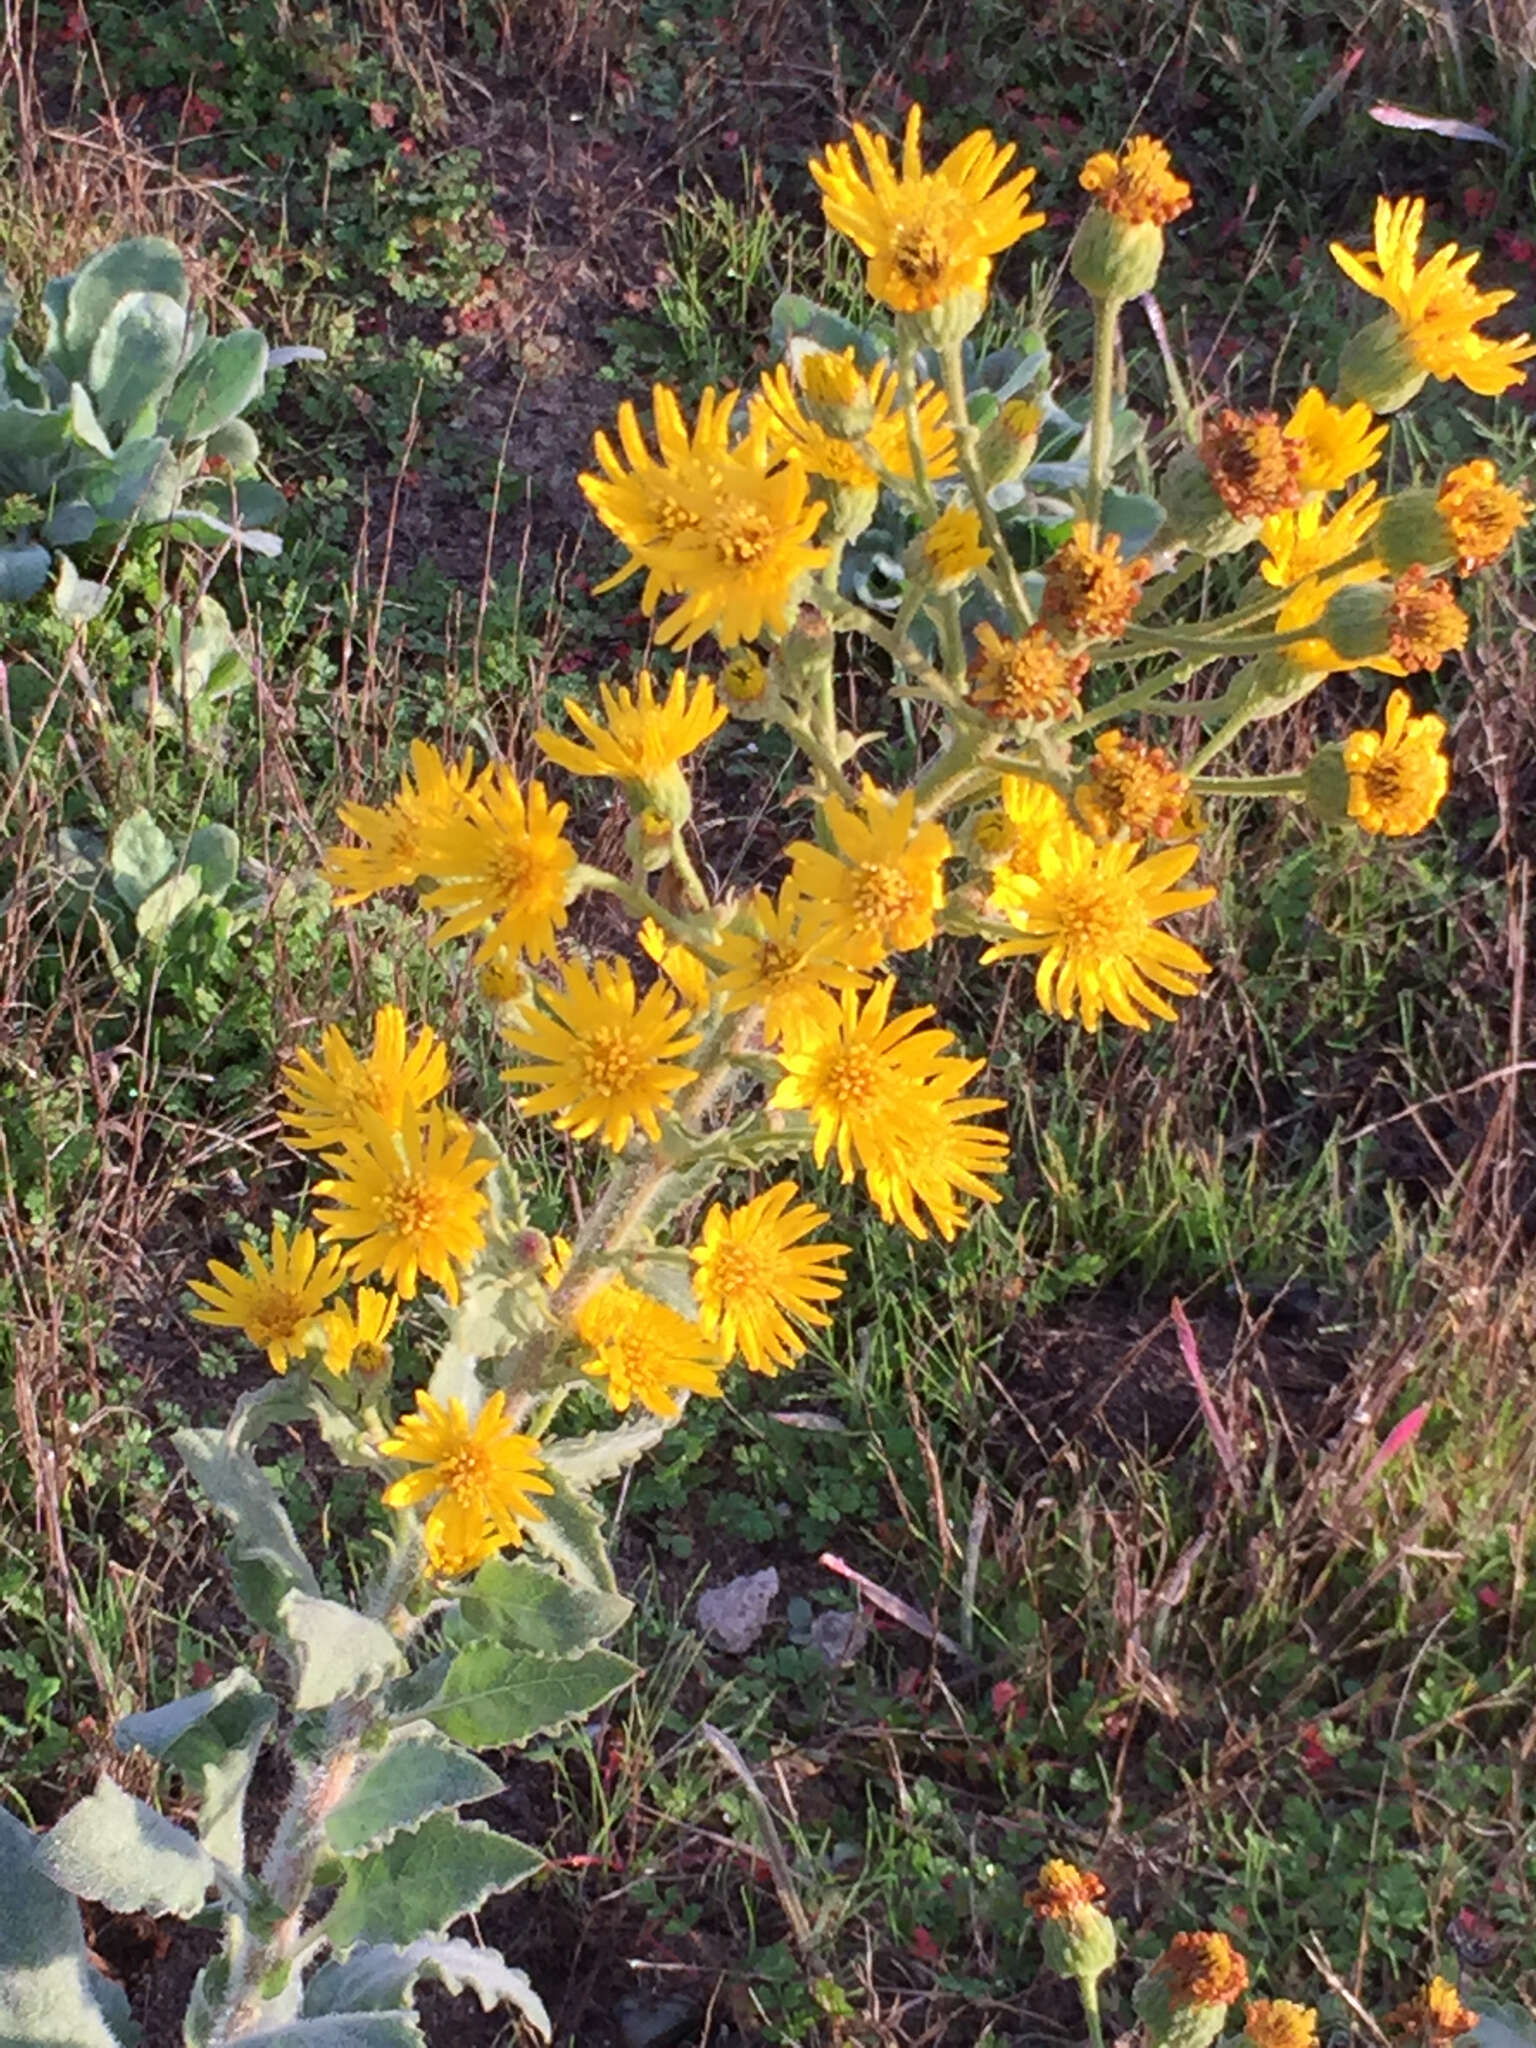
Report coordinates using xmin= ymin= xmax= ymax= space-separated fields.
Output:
xmin=1080 ymin=135 xmax=1193 ymax=225
xmin=1157 ymin=1931 xmax=1250 ymax=2010
xmin=1386 ymin=1978 xmax=1479 ymax=2047
xmin=1387 ymin=567 xmax=1468 ymax=673
xmin=969 ymin=623 xmax=1088 ymax=722
xmin=1078 ymin=729 xmax=1192 ymax=841
xmin=1041 ymin=521 xmax=1152 ymax=643
xmin=1200 ymin=408 xmax=1303 ymax=521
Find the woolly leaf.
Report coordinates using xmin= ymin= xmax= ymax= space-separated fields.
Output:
xmin=238 ymin=2020 xmax=421 ymax=2047
xmin=134 ymin=868 xmax=202 ymax=942
xmin=114 ymin=1669 xmax=275 ymax=1873
xmin=423 ymin=1643 xmax=636 ymax=1750
xmin=38 ymin=1776 xmax=215 ymax=1919
xmin=60 ymin=237 xmax=186 ymax=380
xmin=302 ymin=1936 xmax=549 ymax=2034
xmin=524 ymin=1469 xmax=619 ymax=1594
xmin=86 ymin=291 xmax=186 ymax=437
xmin=0 ymin=541 xmax=54 ymax=602
xmin=108 ymin=808 xmax=174 ymax=911
xmin=277 ymin=1592 xmax=406 ymax=1712
xmin=323 ymin=1735 xmax=500 ymax=1857
xmin=0 ymin=1807 xmax=125 ymax=2047
xmin=321 ymin=1814 xmax=542 ymax=1952
xmin=174 ymin=1427 xmax=320 ymax=1611
xmin=161 ymin=328 xmax=268 ymax=444
xmin=541 ymin=1416 xmax=667 ymax=1494
xmin=455 ymin=1553 xmax=632 ymax=1659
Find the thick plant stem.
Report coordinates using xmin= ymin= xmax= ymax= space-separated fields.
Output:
xmin=1080 ymin=1972 xmax=1107 ymax=2048
xmin=1086 ymin=294 xmax=1124 ymax=533
xmin=1191 ymin=770 xmax=1306 ymax=796
xmin=206 ymin=1536 xmax=424 ymax=2044
xmin=896 ymin=332 xmax=940 ymax=522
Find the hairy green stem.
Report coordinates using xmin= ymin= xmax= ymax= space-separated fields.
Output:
xmin=939 ymin=336 xmax=1034 ymax=629
xmin=1191 ymin=770 xmax=1307 ymax=796
xmin=1080 ymin=1971 xmax=1107 ymax=2048
xmin=1086 ymin=294 xmax=1124 ymax=531
xmin=896 ymin=332 xmax=939 ymax=521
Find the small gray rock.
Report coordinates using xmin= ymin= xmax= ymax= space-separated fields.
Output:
xmin=696 ymin=1567 xmax=780 ymax=1653
xmin=809 ymin=1608 xmax=869 ymax=1668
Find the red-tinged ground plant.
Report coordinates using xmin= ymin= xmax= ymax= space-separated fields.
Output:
xmin=5 ymin=107 xmax=1528 ymax=2047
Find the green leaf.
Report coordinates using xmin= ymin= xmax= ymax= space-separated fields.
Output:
xmin=303 ymin=1938 xmax=549 ymax=2035
xmin=86 ymin=436 xmax=181 ymax=526
xmin=108 ymin=808 xmax=174 ymax=912
xmin=204 ymin=416 xmax=260 ymax=473
xmin=1099 ymin=488 xmax=1166 ymax=556
xmin=161 ymin=328 xmax=268 ymax=444
xmin=0 ymin=1807 xmax=125 ymax=2047
xmin=524 ymin=1470 xmax=619 ymax=1594
xmin=0 ymin=406 xmax=80 ymax=497
xmin=457 ymin=1554 xmax=632 ymax=1658
xmin=237 ymin=2021 xmax=421 ymax=2048
xmin=321 ymin=1813 xmax=542 ymax=1951
xmin=134 ymin=869 xmax=202 ymax=942
xmin=42 ymin=498 xmax=98 ymax=547
xmin=38 ymin=1775 xmax=215 ymax=1918
xmin=424 ymin=1643 xmax=636 ymax=1750
xmin=114 ymin=1670 xmax=275 ymax=1873
xmin=184 ymin=823 xmax=240 ymax=903
xmin=86 ymin=291 xmax=187 ymax=437
xmin=174 ymin=1427 xmax=320 ymax=1607
xmin=53 ymin=554 xmax=109 ymax=623
xmin=324 ymin=1735 xmax=500 ymax=1857
xmin=277 ymin=1592 xmax=406 ymax=1712
xmin=66 ymin=382 xmax=114 ymax=457
xmin=0 ymin=540 xmax=53 ymax=602
xmin=542 ymin=1417 xmax=667 ymax=1493
xmin=61 ymin=237 xmax=186 ymax=381
xmin=1470 ymin=2007 xmax=1536 ymax=2048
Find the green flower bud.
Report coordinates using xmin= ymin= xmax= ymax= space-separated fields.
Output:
xmin=1319 ymin=580 xmax=1395 ymax=662
xmin=1040 ymin=1903 xmax=1118 ymax=1985
xmin=977 ymin=395 xmax=1044 ymax=487
xmin=1132 ymin=1933 xmax=1249 ymax=2048
xmin=627 ymin=760 xmax=693 ymax=828
xmin=1230 ymin=653 xmax=1330 ymax=723
xmin=823 ymin=477 xmax=879 ymax=543
xmin=1373 ymin=489 xmax=1457 ymax=576
xmin=898 ymin=287 xmax=986 ymax=352
xmin=1302 ymin=741 xmax=1353 ymax=824
xmin=1159 ymin=447 xmax=1262 ymax=558
xmin=1070 ymin=209 xmax=1165 ymax=301
xmin=1336 ymin=313 xmax=1428 ymax=414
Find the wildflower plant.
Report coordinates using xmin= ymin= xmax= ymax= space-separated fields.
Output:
xmin=10 ymin=111 xmax=1528 ymax=2045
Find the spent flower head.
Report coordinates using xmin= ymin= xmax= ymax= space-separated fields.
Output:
xmin=1079 ymin=135 xmax=1192 ymax=224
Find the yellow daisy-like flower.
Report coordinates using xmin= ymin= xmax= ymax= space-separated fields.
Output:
xmin=320 ymin=1286 xmax=400 ymax=1375
xmin=324 ymin=741 xmax=481 ymax=906
xmin=189 ymin=1224 xmax=345 ymax=1373
xmin=417 ymin=771 xmax=577 ymax=967
xmin=500 ymin=955 xmax=701 ymax=1152
xmin=280 ymin=1005 xmax=450 ymax=1152
xmin=313 ymin=1106 xmax=492 ymax=1304
xmin=973 ymin=773 xmax=1074 ymax=890
xmin=707 ymin=883 xmax=868 ymax=1048
xmin=379 ymin=1389 xmax=553 ymax=1567
xmin=690 ymin=1182 xmax=849 ymax=1375
xmin=536 ymin=668 xmax=726 ymax=789
xmin=1285 ymin=386 xmax=1387 ymax=498
xmin=917 ymin=501 xmax=991 ymax=591
xmin=578 ymin=382 xmax=737 ymax=605
xmin=810 ymin=103 xmax=1044 ymax=315
xmin=1079 ymin=135 xmax=1192 ymax=225
xmin=1261 ymin=485 xmax=1386 ymax=677
xmin=786 ymin=781 xmax=952 ymax=970
xmin=573 ymin=1276 xmax=724 ymax=1419
xmin=638 ymin=916 xmax=713 ymax=1012
xmin=769 ymin=977 xmax=1006 ymax=1241
xmin=1243 ymin=2002 xmax=1320 ymax=2048
xmin=984 ymin=828 xmax=1215 ymax=1031
xmin=968 ymin=623 xmax=1087 ymax=724
xmin=1331 ymin=195 xmax=1535 ymax=397
xmin=1342 ymin=688 xmax=1450 ymax=836
xmin=1437 ymin=458 xmax=1530 ymax=572
xmin=1386 ymin=1979 xmax=1478 ymax=2046
xmin=753 ymin=355 xmax=957 ymax=489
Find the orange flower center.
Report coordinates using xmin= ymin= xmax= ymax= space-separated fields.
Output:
xmin=709 ymin=1242 xmax=764 ymax=1299
xmin=1050 ymin=875 xmax=1139 ymax=955
xmin=822 ymin=1044 xmax=881 ymax=1114
xmin=891 ymin=221 xmax=948 ymax=293
xmin=385 ymin=1172 xmax=445 ymax=1241
xmin=247 ymin=1285 xmax=316 ymax=1346
xmin=652 ymin=494 xmax=701 ymax=540
xmin=712 ymin=505 xmax=774 ymax=567
xmin=353 ymin=1340 xmax=391 ymax=1374
xmin=1041 ymin=533 xmax=1150 ymax=643
xmin=1200 ymin=409 xmax=1302 ymax=521
xmin=852 ymin=862 xmax=919 ymax=930
xmin=1160 ymin=1932 xmax=1249 ymax=2009
xmin=970 ymin=629 xmax=1086 ymax=721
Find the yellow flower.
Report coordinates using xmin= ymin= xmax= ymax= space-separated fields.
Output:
xmin=637 ymin=916 xmax=713 ymax=1012
xmin=916 ymin=501 xmax=991 ymax=591
xmin=1243 ymin=2002 xmax=1320 ymax=2048
xmin=984 ymin=827 xmax=1214 ymax=1031
xmin=642 ymin=419 xmax=831 ymax=649
xmin=968 ymin=623 xmax=1087 ymax=723
xmin=320 ymin=1287 xmax=400 ymax=1374
xmin=1076 ymin=730 xmax=1192 ymax=843
xmin=313 ymin=1105 xmax=492 ymax=1303
xmin=324 ymin=741 xmax=481 ymax=906
xmin=1041 ymin=522 xmax=1152 ymax=643
xmin=1151 ymin=1931 xmax=1250 ymax=2009
xmin=1199 ymin=408 xmax=1301 ymax=521
xmin=500 ymin=955 xmax=701 ymax=1151
xmin=1343 ymin=688 xmax=1450 ymax=836
xmin=1079 ymin=135 xmax=1192 ymax=225
xmin=754 ymin=356 xmax=957 ymax=490
xmin=707 ymin=883 xmax=868 ymax=1048
xmin=770 ymin=979 xmax=1008 ymax=1237
xmin=1437 ymin=458 xmax=1529 ymax=572
xmin=810 ymin=103 xmax=1044 ymax=315
xmin=1331 ymin=195 xmax=1535 ymax=397
xmin=417 ymin=771 xmax=577 ymax=966
xmin=1028 ymin=1860 xmax=1108 ymax=1920
xmin=1386 ymin=1979 xmax=1478 ymax=2046
xmin=189 ymin=1223 xmax=346 ymax=1372
xmin=973 ymin=773 xmax=1074 ymax=890
xmin=720 ymin=648 xmax=770 ymax=711
xmin=1261 ymin=486 xmax=1385 ymax=676
xmin=573 ymin=1276 xmax=724 ymax=1419
xmin=785 ymin=780 xmax=951 ymax=970
xmin=578 ymin=383 xmax=738 ymax=605
xmin=279 ymin=1005 xmax=450 ymax=1152
xmin=379 ymin=1389 xmax=553 ymax=1567
xmin=536 ymin=669 xmax=725 ymax=788
xmin=690 ymin=1183 xmax=849 ymax=1375
xmin=1285 ymin=386 xmax=1386 ymax=497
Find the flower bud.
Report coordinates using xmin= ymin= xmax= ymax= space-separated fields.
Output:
xmin=1373 ymin=489 xmax=1456 ymax=576
xmin=898 ymin=288 xmax=986 ymax=352
xmin=906 ymin=502 xmax=991 ymax=595
xmin=1322 ymin=569 xmax=1467 ymax=673
xmin=719 ymin=648 xmax=777 ymax=723
xmin=1319 ymin=580 xmax=1396 ymax=661
xmin=1071 ymin=208 xmax=1165 ymax=302
xmin=977 ymin=395 xmax=1044 ymax=487
xmin=1133 ymin=1932 xmax=1249 ymax=2048
xmin=1230 ymin=653 xmax=1330 ymax=721
xmin=1337 ymin=313 xmax=1429 ymax=414
xmin=798 ymin=345 xmax=877 ymax=437
xmin=1027 ymin=1861 xmax=1117 ymax=1985
xmin=626 ymin=809 xmax=676 ymax=874
xmin=630 ymin=760 xmax=693 ymax=828
xmin=1160 ymin=446 xmax=1260 ymax=558
xmin=1302 ymin=741 xmax=1352 ymax=824
xmin=822 ymin=477 xmax=880 ymax=543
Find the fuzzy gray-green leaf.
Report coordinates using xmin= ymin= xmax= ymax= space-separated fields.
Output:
xmin=321 ymin=1813 xmax=543 ymax=1952
xmin=38 ymin=1776 xmax=215 ymax=1918
xmin=424 ymin=1643 xmax=636 ymax=1750
xmin=174 ymin=1427 xmax=319 ymax=1602
xmin=60 ymin=237 xmax=186 ymax=380
xmin=87 ymin=291 xmax=186 ymax=437
xmin=108 ymin=808 xmax=174 ymax=911
xmin=0 ymin=1807 xmax=125 ymax=2047
xmin=278 ymin=1592 xmax=406 ymax=1712
xmin=456 ymin=1553 xmax=632 ymax=1658
xmin=524 ymin=1470 xmax=620 ymax=1595
xmin=115 ymin=1670 xmax=275 ymax=1873
xmin=161 ymin=329 xmax=268 ymax=444
xmin=303 ymin=1937 xmax=549 ymax=2035
xmin=323 ymin=1735 xmax=500 ymax=1857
